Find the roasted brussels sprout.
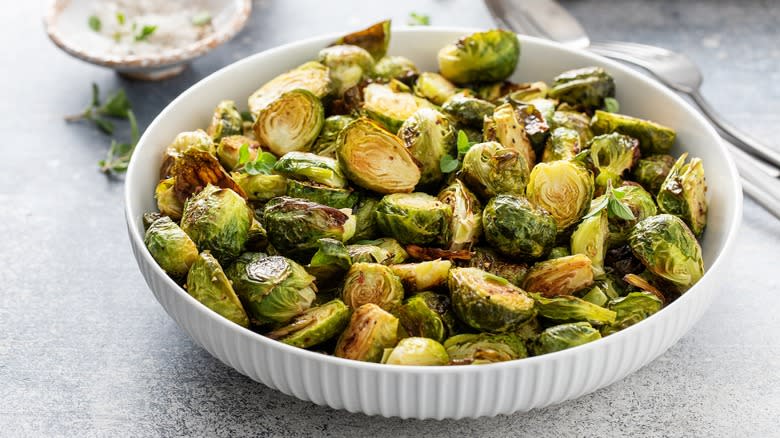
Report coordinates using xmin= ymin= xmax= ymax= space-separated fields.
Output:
xmin=437 ymin=179 xmax=482 ymax=250
xmin=413 ymin=72 xmax=457 ymax=105
xmin=286 ymin=179 xmax=358 ymax=209
xmin=349 ymin=195 xmax=380 ymax=242
xmin=632 ymin=154 xmax=675 ymax=195
xmin=482 ymin=194 xmax=557 ymax=259
xmin=306 ymin=238 xmax=352 ymax=284
xmin=449 ymin=267 xmax=535 ymax=332
xmin=318 ymin=45 xmax=375 ymax=96
xmin=441 ymin=93 xmax=496 ymax=128
xmin=357 ymin=237 xmax=409 ymax=264
xmin=657 ymin=153 xmax=708 ymax=237
xmin=374 ymin=193 xmax=452 ymax=246
xmin=171 ymin=148 xmax=247 ymax=203
xmin=336 ymin=117 xmax=421 ymax=193
xmin=381 ymin=337 xmax=449 ymax=366
xmin=311 ymin=115 xmax=355 ymax=158
xmin=548 ymin=110 xmax=594 ymax=145
xmin=248 ymin=61 xmax=331 ymax=116
xmin=588 ymin=133 xmax=640 ymax=191
xmin=226 ymin=253 xmax=317 ymax=325
xmin=263 ymin=197 xmax=356 ymax=260
xmin=604 ymin=185 xmax=658 ymax=247
xmin=445 ymin=333 xmax=527 ymax=365
xmin=398 ymin=108 xmax=456 ymax=187
xmin=526 ymin=160 xmax=594 ymax=230
xmin=187 ymin=251 xmax=250 ymax=327
xmin=335 ymin=303 xmax=399 ymax=362
xmin=395 ymin=292 xmax=456 ymax=343
xmin=331 ymin=20 xmax=391 ymax=60
xmin=160 ymin=129 xmax=216 ymax=178
xmin=207 ymin=100 xmax=243 ymax=142
xmin=217 ymin=135 xmax=260 ymax=171
xmin=466 ymin=247 xmax=528 ymax=287
xmin=180 ymin=184 xmax=252 ymax=264
xmin=155 ymin=177 xmax=183 ymax=220
xmin=389 ymin=260 xmax=452 ymax=292
xmin=459 ymin=141 xmax=529 ymax=198
xmin=374 ymin=56 xmax=419 ymax=83
xmin=266 ymin=299 xmax=351 ymax=348
xmin=532 ymin=322 xmax=601 ymax=355
xmin=570 ymin=208 xmax=609 ymax=277
xmin=541 ymin=127 xmax=582 ymax=162
xmin=483 ymin=103 xmax=536 ymax=167
xmin=144 ymin=216 xmax=199 ymax=279
xmin=143 ymin=212 xmax=163 ymax=229
xmin=628 ymin=214 xmax=704 ymax=291
xmin=232 ymin=173 xmax=287 ymax=202
xmin=437 ymin=29 xmax=520 ymax=85
xmin=522 ymin=254 xmax=595 ymax=297
xmin=341 ymin=263 xmax=404 ymax=310
xmin=253 ymin=89 xmax=325 ymax=156
xmin=274 ymin=152 xmax=347 ymax=188
xmin=503 ymin=81 xmax=549 ymax=104
xmin=591 ymin=110 xmax=676 ymax=155
xmin=548 ymin=67 xmax=615 ymax=112
xmin=347 ymin=243 xmax=391 ymax=264
xmin=515 ymin=103 xmax=550 ymax=151
xmin=602 ymin=291 xmax=663 ymax=336
xmin=361 ymin=82 xmax=434 ymax=133
xmin=531 ymin=293 xmax=616 ymax=325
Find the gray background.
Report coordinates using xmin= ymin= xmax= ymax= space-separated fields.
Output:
xmin=2 ymin=0 xmax=779 ymax=436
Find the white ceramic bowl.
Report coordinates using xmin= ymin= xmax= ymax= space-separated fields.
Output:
xmin=124 ymin=28 xmax=742 ymax=419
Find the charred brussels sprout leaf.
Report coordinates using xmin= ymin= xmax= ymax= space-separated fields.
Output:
xmin=311 ymin=115 xmax=355 ymax=158
xmin=601 ymin=291 xmax=663 ymax=335
xmin=482 ymin=194 xmax=557 ymax=259
xmin=657 ymin=153 xmax=708 ymax=237
xmin=207 ymin=100 xmax=243 ymax=142
xmin=449 ymin=267 xmax=535 ymax=332
xmin=375 ymin=193 xmax=452 ymax=246
xmin=542 ymin=127 xmax=582 ymax=162
xmin=341 ymin=263 xmax=404 ymax=310
xmin=232 ymin=173 xmax=287 ymax=202
xmin=335 ymin=303 xmax=399 ymax=362
xmin=437 ymin=179 xmax=482 ymax=250
xmin=318 ymin=45 xmax=375 ymax=96
xmin=588 ymin=133 xmax=640 ymax=191
xmin=266 ymin=299 xmax=351 ymax=348
xmin=483 ymin=103 xmax=536 ymax=167
xmin=523 ymin=254 xmax=594 ymax=297
xmin=382 ymin=337 xmax=449 ymax=366
xmin=171 ymin=148 xmax=247 ymax=203
xmin=531 ymin=293 xmax=616 ymax=325
xmin=285 ymin=179 xmax=358 ymax=209
xmin=532 ymin=322 xmax=601 ymax=355
xmin=549 ymin=67 xmax=615 ymax=112
xmin=591 ymin=110 xmax=676 ymax=155
xmin=526 ymin=160 xmax=594 ymax=230
xmin=437 ymin=29 xmax=520 ymax=85
xmin=398 ymin=108 xmax=456 ymax=187
xmin=187 ymin=251 xmax=250 ymax=327
xmin=361 ymin=82 xmax=434 ymax=133
xmin=217 ymin=135 xmax=260 ymax=171
xmin=445 ymin=333 xmax=527 ymax=365
xmin=180 ymin=184 xmax=252 ymax=264
xmin=144 ymin=216 xmax=199 ymax=279
xmin=570 ymin=208 xmax=609 ymax=277
xmin=374 ymin=56 xmax=419 ymax=83
xmin=395 ymin=292 xmax=456 ymax=343
xmin=274 ymin=151 xmax=347 ymax=188
xmin=466 ymin=248 xmax=528 ymax=287
xmin=632 ymin=154 xmax=675 ymax=195
xmin=248 ymin=61 xmax=331 ymax=116
xmin=413 ymin=72 xmax=457 ymax=106
xmin=331 ymin=20 xmax=391 ymax=60
xmin=336 ymin=117 xmax=421 ymax=193
xmin=389 ymin=260 xmax=452 ymax=292
xmin=628 ymin=214 xmax=704 ymax=291
xmin=441 ymin=93 xmax=496 ymax=128
xmin=253 ymin=89 xmax=325 ymax=156
xmin=459 ymin=141 xmax=529 ymax=198
xmin=155 ymin=177 xmax=183 ymax=220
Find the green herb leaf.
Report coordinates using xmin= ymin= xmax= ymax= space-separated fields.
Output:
xmin=608 ymin=196 xmax=636 ymax=220
xmin=88 ymin=15 xmax=101 ymax=32
xmin=603 ymin=97 xmax=620 ymax=113
xmin=116 ymin=12 xmax=126 ymax=25
xmin=237 ymin=143 xmax=250 ymax=166
xmin=439 ymin=154 xmax=460 ymax=173
xmin=128 ymin=110 xmax=140 ymax=145
xmin=135 ymin=25 xmax=157 ymax=41
xmin=240 ymin=110 xmax=254 ymax=123
xmin=98 ymin=89 xmax=131 ymax=118
xmin=91 ymin=83 xmax=101 ymax=107
xmin=94 ymin=117 xmax=115 ymax=135
xmin=408 ymin=12 xmax=430 ymax=26
xmin=192 ymin=11 xmax=212 ymax=26
xmin=582 ymin=196 xmax=609 ymax=219
xmin=244 ymin=152 xmax=277 ymax=175
xmin=99 ymin=110 xmax=140 ymax=174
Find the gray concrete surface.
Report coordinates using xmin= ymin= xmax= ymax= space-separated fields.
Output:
xmin=1 ymin=0 xmax=779 ymax=436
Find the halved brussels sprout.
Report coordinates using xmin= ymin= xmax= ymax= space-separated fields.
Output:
xmin=542 ymin=127 xmax=582 ymax=162
xmin=336 ymin=117 xmax=421 ymax=193
xmin=263 ymin=197 xmax=356 ymax=260
xmin=155 ymin=177 xmax=183 ymax=220
xmin=180 ymin=184 xmax=252 ymax=264
xmin=248 ymin=61 xmax=331 ymax=116
xmin=274 ymin=151 xmax=347 ymax=188
xmin=438 ymin=179 xmax=482 ymax=250
xmin=459 ymin=141 xmax=529 ymax=198
xmin=360 ymin=82 xmax=435 ymax=133
xmin=266 ymin=299 xmax=351 ymax=348
xmin=588 ymin=133 xmax=640 ymax=191
xmin=356 ymin=237 xmax=409 ymax=264
xmin=404 ymin=246 xmax=472 ymax=262
xmin=398 ymin=108 xmax=456 ymax=187
xmin=232 ymin=173 xmax=287 ymax=202
xmin=466 ymin=247 xmax=528 ymax=287
xmin=532 ymin=322 xmax=601 ymax=355
xmin=441 ymin=93 xmax=496 ymax=128
xmin=341 ymin=263 xmax=404 ymax=310
xmin=483 ymin=103 xmax=536 ymax=167
xmin=395 ymin=292 xmax=456 ymax=343
xmin=375 ymin=193 xmax=452 ymax=246
xmin=389 ymin=259 xmax=452 ymax=292
xmin=413 ymin=72 xmax=457 ymax=105
xmin=349 ymin=195 xmax=380 ymax=242
xmin=217 ymin=135 xmax=260 ymax=171
xmin=444 ymin=333 xmax=527 ymax=365
xmin=144 ymin=216 xmax=199 ymax=279
xmin=503 ymin=81 xmax=549 ymax=104
xmin=286 ymin=179 xmax=358 ymax=209
xmin=171 ymin=148 xmax=247 ymax=203
xmin=207 ymin=100 xmax=243 ymax=142
xmin=318 ymin=45 xmax=375 ymax=96
xmin=604 ymin=185 xmax=658 ymax=247
xmin=531 ymin=293 xmax=616 ymax=325
xmin=381 ymin=337 xmax=449 ymax=366
xmin=549 ymin=110 xmax=594 ymax=145
xmin=591 ymin=110 xmax=676 ymax=155
xmin=602 ymin=291 xmax=663 ymax=336
xmin=306 ymin=238 xmax=352 ymax=285
xmin=523 ymin=254 xmax=595 ymax=297
xmin=330 ymin=20 xmax=391 ymax=60
xmin=253 ymin=89 xmax=325 ymax=156
xmin=311 ymin=115 xmax=355 ymax=158
xmin=374 ymin=56 xmax=419 ymax=83
xmin=482 ymin=194 xmax=557 ymax=259
xmin=226 ymin=253 xmax=317 ymax=325
xmin=628 ymin=214 xmax=704 ymax=291
xmin=187 ymin=251 xmax=250 ymax=327
xmin=570 ymin=208 xmax=609 ymax=277
xmin=632 ymin=154 xmax=675 ymax=195
xmin=335 ymin=303 xmax=399 ymax=362
xmin=449 ymin=267 xmax=535 ymax=332
xmin=548 ymin=67 xmax=615 ymax=112
xmin=657 ymin=153 xmax=708 ymax=237
xmin=526 ymin=160 xmax=594 ymax=230
xmin=437 ymin=29 xmax=520 ymax=85
xmin=160 ymin=129 xmax=216 ymax=179
xmin=347 ymin=243 xmax=391 ymax=264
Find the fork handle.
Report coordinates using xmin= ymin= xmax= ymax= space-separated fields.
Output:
xmin=689 ymin=90 xmax=780 ymax=170
xmin=730 ymin=141 xmax=780 ymax=219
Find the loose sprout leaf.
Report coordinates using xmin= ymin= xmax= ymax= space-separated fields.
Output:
xmin=99 ymin=89 xmax=131 ymax=118
xmin=135 ymin=25 xmax=157 ymax=41
xmin=604 ymin=97 xmax=620 ymax=113
xmin=244 ymin=152 xmax=278 ymax=175
xmin=439 ymin=154 xmax=460 ymax=173
xmin=408 ymin=12 xmax=430 ymax=26
xmin=192 ymin=11 xmax=212 ymax=26
xmin=88 ymin=15 xmax=101 ymax=32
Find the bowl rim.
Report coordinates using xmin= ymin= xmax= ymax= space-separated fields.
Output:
xmin=124 ymin=26 xmax=743 ymax=373
xmin=43 ymin=0 xmax=252 ymax=68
